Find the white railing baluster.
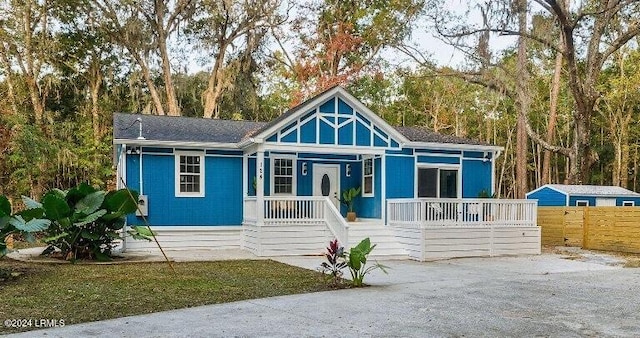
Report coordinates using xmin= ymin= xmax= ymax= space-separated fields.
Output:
xmin=387 ymin=198 xmax=537 ymax=228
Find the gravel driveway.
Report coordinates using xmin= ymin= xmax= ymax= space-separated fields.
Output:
xmin=8 ymin=253 xmax=640 ymax=338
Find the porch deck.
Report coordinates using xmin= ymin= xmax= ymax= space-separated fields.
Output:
xmin=242 ymin=196 xmax=540 ymax=260
xmin=387 ymin=198 xmax=540 ymax=260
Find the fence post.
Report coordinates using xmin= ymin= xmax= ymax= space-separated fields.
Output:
xmin=582 ymin=206 xmax=589 ymax=249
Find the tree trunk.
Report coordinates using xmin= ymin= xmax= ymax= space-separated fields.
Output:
xmin=155 ymin=0 xmax=180 ymax=117
xmin=542 ymin=51 xmax=563 ymax=185
xmin=89 ymin=60 xmax=102 ymax=143
xmin=158 ymin=38 xmax=180 ymax=116
xmin=203 ymin=47 xmax=230 ymax=119
xmin=133 ymin=51 xmax=165 ymax=116
xmin=26 ymin=76 xmax=45 ymax=125
xmin=514 ymin=0 xmax=529 ymax=198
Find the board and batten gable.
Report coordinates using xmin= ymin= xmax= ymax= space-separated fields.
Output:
xmin=262 ymin=95 xmax=402 ymax=150
xmin=124 ymin=147 xmax=244 ymax=226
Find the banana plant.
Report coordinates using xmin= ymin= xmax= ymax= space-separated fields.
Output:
xmin=345 ymin=237 xmax=387 ymax=287
xmin=0 ymin=195 xmax=51 ymax=257
xmin=35 ymin=183 xmax=141 ymax=261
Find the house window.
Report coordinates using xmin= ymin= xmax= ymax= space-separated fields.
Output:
xmin=273 ymin=158 xmax=295 ymax=195
xmin=175 ymin=153 xmax=204 ymax=197
xmin=417 ymin=167 xmax=459 ymax=198
xmin=623 ymin=201 xmax=635 ymax=206
xmin=363 ymin=157 xmax=374 ymax=196
xmin=576 ymin=200 xmax=589 ymax=206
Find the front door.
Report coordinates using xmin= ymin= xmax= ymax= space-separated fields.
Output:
xmin=313 ymin=164 xmax=340 ymax=209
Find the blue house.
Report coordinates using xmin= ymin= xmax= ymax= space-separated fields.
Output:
xmin=526 ymin=184 xmax=640 ymax=207
xmin=114 ymin=86 xmax=539 ymax=258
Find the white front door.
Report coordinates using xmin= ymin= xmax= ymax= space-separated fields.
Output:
xmin=313 ymin=164 xmax=340 ymax=209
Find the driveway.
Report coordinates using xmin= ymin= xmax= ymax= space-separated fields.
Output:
xmin=7 ymin=253 xmax=640 ymax=337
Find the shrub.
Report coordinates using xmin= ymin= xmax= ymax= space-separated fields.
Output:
xmin=0 ymin=195 xmax=51 ymax=257
xmin=35 ymin=183 xmax=141 ymax=261
xmin=319 ymin=239 xmax=347 ymax=285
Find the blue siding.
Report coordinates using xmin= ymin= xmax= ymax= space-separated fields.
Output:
xmin=319 ymin=119 xmax=334 ymax=144
xmin=359 ymin=157 xmax=381 ymax=218
xmin=297 ymin=159 xmax=313 ymax=196
xmin=356 ymin=121 xmax=370 ymax=146
xmin=386 ymin=156 xmax=414 ymax=198
xmin=568 ymin=196 xmax=596 ymax=206
xmin=298 ymin=153 xmax=357 ymax=160
xmin=374 ymin=134 xmax=386 ymax=147
xmin=300 ymin=118 xmax=316 ymax=143
xmin=461 ymin=159 xmax=492 ymax=198
xmin=263 ymin=156 xmax=271 ymax=196
xmin=463 ymin=151 xmax=485 ymax=158
xmin=206 ymin=149 xmax=243 ymax=156
xmin=417 ymin=155 xmax=460 ymax=164
xmin=248 ymin=158 xmax=256 ymax=196
xmin=319 ymin=99 xmax=334 ymax=113
xmin=338 ymin=98 xmax=353 ymax=114
xmin=281 ymin=130 xmax=297 ymax=143
xmin=143 ymin=147 xmax=173 ymax=153
xmin=126 ymin=153 xmax=243 ymax=226
xmin=616 ymin=197 xmax=640 ymax=206
xmin=527 ymin=187 xmax=567 ymax=206
xmin=386 ymin=148 xmax=413 ymax=155
xmin=338 ymin=123 xmax=353 ymax=145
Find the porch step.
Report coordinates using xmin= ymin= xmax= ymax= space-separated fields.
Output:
xmin=347 ymin=224 xmax=408 ymax=259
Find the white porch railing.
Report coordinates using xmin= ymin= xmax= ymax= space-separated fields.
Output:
xmin=243 ymin=196 xmax=349 ymax=247
xmin=244 ymin=197 xmax=257 ymax=224
xmin=387 ymin=198 xmax=537 ymax=227
xmin=264 ymin=196 xmax=325 ymax=225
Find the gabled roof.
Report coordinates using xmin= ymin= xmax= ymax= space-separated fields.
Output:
xmin=113 ymin=86 xmax=497 ymax=150
xmin=245 ymin=86 xmax=409 ymax=146
xmin=113 ymin=113 xmax=266 ymax=144
xmin=527 ymin=184 xmax=640 ymax=197
xmin=245 ymin=85 xmax=340 ymax=139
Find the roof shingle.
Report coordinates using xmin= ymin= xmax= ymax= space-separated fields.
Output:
xmin=394 ymin=126 xmax=490 ymax=146
xmin=113 ymin=113 xmax=266 ymax=144
xmin=546 ymin=184 xmax=640 ymax=196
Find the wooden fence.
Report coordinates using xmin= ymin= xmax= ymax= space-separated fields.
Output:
xmin=538 ymin=207 xmax=640 ymax=253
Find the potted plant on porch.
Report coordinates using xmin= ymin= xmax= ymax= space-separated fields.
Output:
xmin=341 ymin=186 xmax=361 ymax=222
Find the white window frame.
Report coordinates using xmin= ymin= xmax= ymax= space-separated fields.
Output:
xmin=175 ymin=151 xmax=205 ymax=197
xmin=271 ymin=156 xmax=297 ymax=195
xmin=362 ymin=156 xmax=374 ymax=197
xmin=415 ymin=164 xmax=461 ymax=199
xmin=623 ymin=201 xmax=635 ymax=206
xmin=575 ymin=200 xmax=589 ymax=206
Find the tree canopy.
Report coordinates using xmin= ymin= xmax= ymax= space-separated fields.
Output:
xmin=1 ymin=0 xmax=640 ymax=200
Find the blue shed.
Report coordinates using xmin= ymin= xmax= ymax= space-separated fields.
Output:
xmin=526 ymin=184 xmax=640 ymax=206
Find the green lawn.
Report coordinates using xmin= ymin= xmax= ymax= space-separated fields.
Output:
xmin=0 ymin=258 xmax=336 ymax=334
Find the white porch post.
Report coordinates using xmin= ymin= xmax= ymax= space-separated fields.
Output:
xmin=381 ymin=153 xmax=386 ymax=225
xmin=256 ymin=149 xmax=265 ymax=226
